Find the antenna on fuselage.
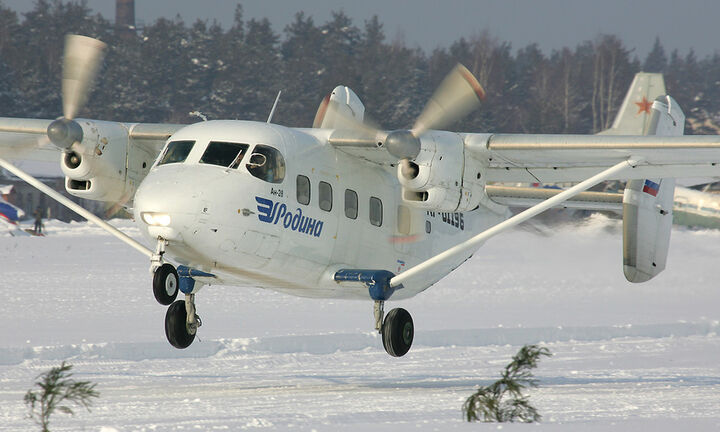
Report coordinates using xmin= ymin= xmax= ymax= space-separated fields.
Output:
xmin=267 ymin=90 xmax=282 ymax=124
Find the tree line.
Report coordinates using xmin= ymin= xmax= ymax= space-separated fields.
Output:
xmin=1 ymin=0 xmax=720 ymax=135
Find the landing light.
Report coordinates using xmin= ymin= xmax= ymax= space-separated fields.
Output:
xmin=141 ymin=212 xmax=171 ymax=226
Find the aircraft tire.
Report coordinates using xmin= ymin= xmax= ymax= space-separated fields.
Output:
xmin=153 ymin=263 xmax=179 ymax=305
xmin=165 ymin=300 xmax=195 ymax=349
xmin=381 ymin=307 xmax=414 ymax=357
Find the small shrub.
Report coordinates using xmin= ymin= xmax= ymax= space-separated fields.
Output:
xmin=463 ymin=344 xmax=551 ymax=423
xmin=24 ymin=361 xmax=100 ymax=432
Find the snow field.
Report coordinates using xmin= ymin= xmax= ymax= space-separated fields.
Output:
xmin=1 ymin=215 xmax=720 ymax=430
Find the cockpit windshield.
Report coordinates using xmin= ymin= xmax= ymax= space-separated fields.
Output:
xmin=158 ymin=140 xmax=195 ymax=165
xmin=246 ymin=144 xmax=285 ymax=184
xmin=200 ymin=141 xmax=249 ymax=168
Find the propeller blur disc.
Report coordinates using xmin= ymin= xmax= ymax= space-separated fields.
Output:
xmin=412 ymin=64 xmax=485 ymax=136
xmin=62 ymin=35 xmax=107 ymax=120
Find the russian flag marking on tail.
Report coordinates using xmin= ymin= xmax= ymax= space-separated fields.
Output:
xmin=642 ymin=179 xmax=660 ymax=197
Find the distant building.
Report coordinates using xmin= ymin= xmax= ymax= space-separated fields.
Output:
xmin=116 ymin=0 xmax=136 ymax=40
xmin=0 ymin=184 xmax=17 ymax=204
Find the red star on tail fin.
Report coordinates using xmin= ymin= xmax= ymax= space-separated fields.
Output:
xmin=635 ymin=96 xmax=653 ymax=114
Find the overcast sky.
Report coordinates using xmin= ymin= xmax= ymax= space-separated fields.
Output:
xmin=3 ymin=0 xmax=720 ymax=58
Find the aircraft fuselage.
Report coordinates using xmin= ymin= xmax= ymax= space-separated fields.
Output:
xmin=133 ymin=120 xmax=506 ymax=300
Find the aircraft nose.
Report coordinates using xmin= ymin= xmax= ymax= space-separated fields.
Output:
xmin=134 ymin=169 xmax=197 ymax=242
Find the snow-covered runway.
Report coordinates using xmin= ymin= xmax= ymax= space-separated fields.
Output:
xmin=2 ymin=216 xmax=720 ymax=431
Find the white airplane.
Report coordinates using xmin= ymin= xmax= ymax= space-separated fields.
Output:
xmin=3 ymin=35 xmax=720 ymax=357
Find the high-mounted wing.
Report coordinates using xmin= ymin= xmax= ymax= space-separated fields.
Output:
xmin=0 ymin=119 xmax=55 ymax=161
xmin=467 ymin=129 xmax=720 ymax=185
xmin=0 ymin=117 xmax=184 ymax=201
xmin=469 ymin=90 xmax=714 ymax=185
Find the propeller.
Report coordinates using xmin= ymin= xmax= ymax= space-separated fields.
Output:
xmin=324 ymin=64 xmax=485 ymax=184
xmin=384 ymin=64 xmax=486 ymax=180
xmin=47 ymin=35 xmax=107 ymax=151
xmin=326 ymin=64 xmax=485 ymax=161
xmin=412 ymin=64 xmax=486 ymax=136
xmin=321 ymin=64 xmax=484 ymax=244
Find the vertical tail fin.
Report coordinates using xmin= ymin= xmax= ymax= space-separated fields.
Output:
xmin=312 ymin=86 xmax=365 ymax=129
xmin=599 ymin=73 xmax=666 ymax=135
xmin=621 ymin=87 xmax=684 ymax=283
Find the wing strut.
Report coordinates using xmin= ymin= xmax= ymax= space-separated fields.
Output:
xmin=390 ymin=159 xmax=637 ymax=288
xmin=0 ymin=156 xmax=153 ymax=258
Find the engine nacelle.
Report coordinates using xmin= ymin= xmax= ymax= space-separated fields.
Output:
xmin=398 ymin=131 xmax=484 ymax=212
xmin=61 ymin=119 xmax=154 ymax=203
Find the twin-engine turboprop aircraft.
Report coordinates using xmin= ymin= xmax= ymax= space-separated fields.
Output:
xmin=3 ymin=35 xmax=720 ymax=357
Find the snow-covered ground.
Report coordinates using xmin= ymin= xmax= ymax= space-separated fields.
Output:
xmin=1 ymin=215 xmax=720 ymax=431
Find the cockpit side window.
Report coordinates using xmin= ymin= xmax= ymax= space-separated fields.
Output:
xmin=200 ymin=141 xmax=249 ymax=168
xmin=247 ymin=144 xmax=285 ymax=184
xmin=158 ymin=140 xmax=195 ymax=165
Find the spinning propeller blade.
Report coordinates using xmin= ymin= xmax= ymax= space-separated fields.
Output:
xmin=47 ymin=35 xmax=106 ymax=152
xmin=384 ymin=64 xmax=486 ymax=181
xmin=412 ymin=64 xmax=485 ymax=136
xmin=62 ymin=34 xmax=107 ymax=121
xmin=326 ymin=64 xmax=485 ymax=167
xmin=325 ymin=63 xmax=486 ymax=204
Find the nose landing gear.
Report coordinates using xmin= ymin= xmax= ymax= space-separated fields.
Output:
xmin=150 ymin=239 xmax=210 ymax=349
xmin=153 ymin=263 xmax=179 ymax=305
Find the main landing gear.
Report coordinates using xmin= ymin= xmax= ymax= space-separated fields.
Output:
xmin=374 ymin=300 xmax=414 ymax=357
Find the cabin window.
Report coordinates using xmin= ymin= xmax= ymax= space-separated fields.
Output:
xmin=369 ymin=196 xmax=383 ymax=227
xmin=199 ymin=141 xmax=249 ymax=168
xmin=247 ymin=144 xmax=285 ymax=183
xmin=344 ymin=189 xmax=358 ymax=219
xmin=425 ymin=220 xmax=431 ymax=234
xmin=319 ymin=181 xmax=333 ymax=212
xmin=158 ymin=140 xmax=195 ymax=165
xmin=297 ymin=175 xmax=310 ymax=205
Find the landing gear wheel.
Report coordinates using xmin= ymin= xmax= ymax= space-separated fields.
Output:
xmin=381 ymin=308 xmax=414 ymax=357
xmin=165 ymin=300 xmax=196 ymax=349
xmin=153 ymin=263 xmax=179 ymax=305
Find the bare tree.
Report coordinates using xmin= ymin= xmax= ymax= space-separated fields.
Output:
xmin=591 ymin=35 xmax=635 ymax=132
